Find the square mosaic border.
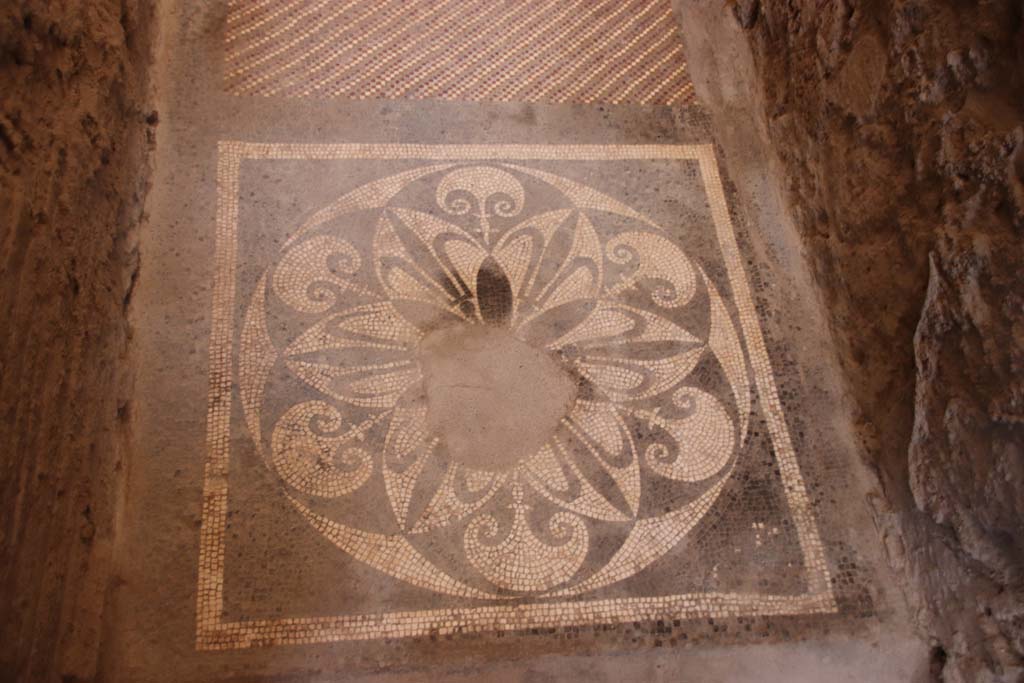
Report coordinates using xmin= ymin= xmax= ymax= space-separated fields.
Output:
xmin=196 ymin=143 xmax=837 ymax=650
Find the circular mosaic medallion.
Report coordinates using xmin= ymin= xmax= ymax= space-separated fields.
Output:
xmin=240 ymin=164 xmax=750 ymax=598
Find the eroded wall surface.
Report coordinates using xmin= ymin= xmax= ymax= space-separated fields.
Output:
xmin=712 ymin=1 xmax=1024 ymax=679
xmin=0 ymin=2 xmax=154 ymax=681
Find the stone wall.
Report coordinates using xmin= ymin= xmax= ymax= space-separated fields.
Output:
xmin=723 ymin=0 xmax=1024 ymax=680
xmin=0 ymin=2 xmax=154 ymax=681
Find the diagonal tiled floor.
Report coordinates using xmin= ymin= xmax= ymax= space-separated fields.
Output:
xmin=222 ymin=0 xmax=696 ymax=104
xmin=107 ymin=2 xmax=927 ymax=680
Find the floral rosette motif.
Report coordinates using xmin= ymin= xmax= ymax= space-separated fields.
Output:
xmin=239 ymin=164 xmax=751 ymax=598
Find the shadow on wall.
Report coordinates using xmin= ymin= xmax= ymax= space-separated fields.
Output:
xmin=0 ymin=2 xmax=155 ymax=681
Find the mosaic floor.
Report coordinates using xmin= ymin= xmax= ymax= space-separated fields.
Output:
xmin=223 ymin=0 xmax=696 ymax=104
xmin=109 ymin=1 xmax=926 ymax=680
xmin=200 ymin=144 xmax=832 ymax=648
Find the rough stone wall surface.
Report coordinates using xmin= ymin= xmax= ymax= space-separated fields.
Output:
xmin=728 ymin=0 xmax=1024 ymax=680
xmin=0 ymin=2 xmax=154 ymax=681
